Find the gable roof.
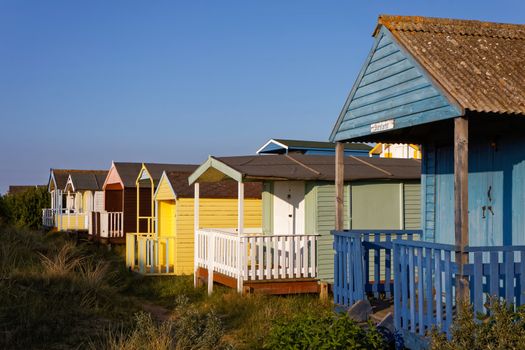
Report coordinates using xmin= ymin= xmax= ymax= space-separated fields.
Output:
xmin=48 ymin=169 xmax=71 ymax=191
xmin=140 ymin=163 xmax=198 ymax=187
xmin=257 ymin=139 xmax=372 ymax=154
xmin=189 ymin=154 xmax=420 ymax=184
xmin=66 ymin=170 xmax=108 ymax=191
xmin=377 ymin=15 xmax=525 ymax=116
xmin=330 ymin=15 xmax=525 ymax=142
xmin=109 ymin=162 xmax=143 ymax=188
xmin=159 ymin=171 xmax=261 ymax=199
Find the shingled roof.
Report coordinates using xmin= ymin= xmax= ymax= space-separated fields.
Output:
xmin=190 ymin=154 xmax=420 ymax=183
xmin=142 ymin=163 xmax=198 ymax=186
xmin=377 ymin=15 xmax=525 ymax=115
xmin=67 ymin=170 xmax=108 ymax=191
xmin=164 ymin=171 xmax=261 ymax=199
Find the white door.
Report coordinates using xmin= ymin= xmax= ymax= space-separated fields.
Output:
xmin=273 ymin=181 xmax=305 ymax=235
xmin=94 ymin=191 xmax=105 ymax=212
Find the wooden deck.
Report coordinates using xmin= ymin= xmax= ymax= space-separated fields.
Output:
xmin=196 ymin=267 xmax=319 ymax=295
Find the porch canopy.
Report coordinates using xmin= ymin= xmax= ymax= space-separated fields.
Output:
xmin=329 ymin=15 xmax=525 ymax=301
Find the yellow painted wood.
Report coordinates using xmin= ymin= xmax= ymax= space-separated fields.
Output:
xmin=174 ymin=198 xmax=262 ymax=275
xmin=155 ymin=176 xmax=175 ymax=201
xmin=157 ymin=200 xmax=176 ymax=267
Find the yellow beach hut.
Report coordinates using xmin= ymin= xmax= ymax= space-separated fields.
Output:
xmin=126 ymin=170 xmax=262 ymax=275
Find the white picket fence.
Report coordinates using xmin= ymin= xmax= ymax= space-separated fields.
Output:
xmin=100 ymin=211 xmax=124 ymax=238
xmin=196 ymin=228 xmax=318 ymax=293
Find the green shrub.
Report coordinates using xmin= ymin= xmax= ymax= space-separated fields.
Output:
xmin=431 ymin=300 xmax=525 ymax=350
xmin=0 ymin=187 xmax=50 ymax=229
xmin=264 ymin=313 xmax=386 ymax=350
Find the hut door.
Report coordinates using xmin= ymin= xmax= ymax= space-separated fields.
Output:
xmin=469 ymin=142 xmax=500 ymax=246
xmin=273 ymin=181 xmax=305 ymax=235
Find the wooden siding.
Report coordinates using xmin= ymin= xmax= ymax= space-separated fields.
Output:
xmin=331 ymin=26 xmax=460 ymax=142
xmin=425 ymin=134 xmax=525 ymax=247
xmin=262 ymin=182 xmax=273 ymax=234
xmin=155 ymin=176 xmax=175 ymax=201
xmin=94 ymin=191 xmax=104 ymax=212
xmin=351 ymin=182 xmax=402 ymax=230
xmin=158 ymin=200 xmax=176 ymax=266
xmin=316 ymin=183 xmax=350 ymax=283
xmin=403 ymin=182 xmax=421 ymax=229
xmin=175 ymin=198 xmax=262 ymax=275
xmin=421 ymin=145 xmax=437 ymax=240
xmin=105 ymin=189 xmax=123 ymax=212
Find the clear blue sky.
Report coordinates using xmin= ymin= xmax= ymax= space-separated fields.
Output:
xmin=1 ymin=0 xmax=524 ymax=193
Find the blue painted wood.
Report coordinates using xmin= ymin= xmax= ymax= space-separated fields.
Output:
xmin=505 ymin=251 xmax=514 ymax=303
xmin=385 ymin=234 xmax=392 ymax=298
xmin=364 ymin=234 xmax=370 ymax=293
xmin=330 ymin=26 xmax=461 ymax=142
xmin=435 ymin=249 xmax=443 ymax=330
xmin=425 ymin=247 xmax=433 ymax=329
xmin=373 ymin=234 xmax=380 ymax=298
xmin=343 ymin=237 xmax=349 ymax=305
xmin=444 ymin=250 xmax=453 ymax=338
xmin=520 ymin=251 xmax=525 ymax=306
xmin=401 ymin=246 xmax=409 ymax=330
xmin=489 ymin=251 xmax=499 ymax=297
xmin=417 ymin=247 xmax=424 ymax=336
xmin=473 ymin=251 xmax=483 ymax=314
xmin=393 ymin=243 xmax=401 ymax=330
xmin=408 ymin=247 xmax=416 ymax=333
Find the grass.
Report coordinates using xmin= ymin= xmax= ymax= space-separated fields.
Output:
xmin=0 ymin=225 xmax=379 ymax=349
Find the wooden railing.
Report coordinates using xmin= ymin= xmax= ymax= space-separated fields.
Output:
xmin=100 ymin=212 xmax=124 ymax=238
xmin=393 ymin=241 xmax=525 ymax=339
xmin=42 ymin=208 xmax=55 ymax=227
xmin=196 ymin=228 xmax=318 ymax=293
xmin=332 ymin=230 xmax=422 ymax=308
xmin=56 ymin=211 xmax=88 ymax=231
xmin=126 ymin=233 xmax=176 ymax=274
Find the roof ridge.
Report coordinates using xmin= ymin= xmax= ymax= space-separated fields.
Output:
xmin=378 ymin=15 xmax=525 ymax=40
xmin=285 ymin=155 xmax=321 ymax=176
xmin=349 ymin=156 xmax=393 ymax=176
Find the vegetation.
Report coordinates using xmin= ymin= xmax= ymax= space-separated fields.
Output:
xmin=264 ymin=314 xmax=386 ymax=349
xmin=431 ymin=300 xmax=525 ymax=350
xmin=0 ymin=225 xmax=388 ymax=350
xmin=0 ymin=186 xmax=50 ymax=229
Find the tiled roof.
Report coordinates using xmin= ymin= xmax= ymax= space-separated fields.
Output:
xmin=378 ymin=15 xmax=525 ymax=115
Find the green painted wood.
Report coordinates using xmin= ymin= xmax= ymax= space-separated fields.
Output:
xmin=330 ymin=26 xmax=461 ymax=142
xmin=403 ymin=181 xmax=421 ymax=230
xmin=305 ymin=182 xmax=317 ymax=235
xmin=262 ymin=181 xmax=273 ymax=234
xmin=351 ymin=182 xmax=402 ymax=230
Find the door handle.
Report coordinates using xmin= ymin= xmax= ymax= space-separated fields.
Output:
xmin=482 ymin=206 xmax=486 ymax=219
xmin=488 ymin=186 xmax=492 ymax=202
xmin=288 ymin=214 xmax=292 ymax=218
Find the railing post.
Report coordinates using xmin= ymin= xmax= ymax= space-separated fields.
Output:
xmin=194 ymin=182 xmax=199 ymax=288
xmin=237 ymin=182 xmax=244 ymax=293
xmin=208 ymin=230 xmax=215 ymax=295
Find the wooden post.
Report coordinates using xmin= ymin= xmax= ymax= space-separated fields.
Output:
xmin=194 ymin=183 xmax=200 ymax=288
xmin=335 ymin=142 xmax=344 ymax=231
xmin=237 ymin=182 xmax=245 ymax=293
xmin=454 ymin=116 xmax=469 ymax=302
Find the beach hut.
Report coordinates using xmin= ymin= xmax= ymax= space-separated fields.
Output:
xmin=188 ymin=154 xmax=420 ymax=295
xmin=43 ymin=168 xmax=69 ymax=228
xmin=93 ymin=162 xmax=144 ymax=243
xmin=134 ymin=163 xmax=198 ymax=236
xmin=126 ymin=170 xmax=262 ymax=275
xmin=329 ymin=15 xmax=525 ymax=343
xmin=59 ymin=170 xmax=107 ymax=231
xmin=43 ymin=169 xmax=106 ymax=231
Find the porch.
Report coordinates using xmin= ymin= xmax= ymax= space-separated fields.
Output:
xmin=126 ymin=232 xmax=176 ymax=274
xmin=333 ymin=230 xmax=525 ymax=342
xmin=55 ymin=210 xmax=89 ymax=231
xmin=89 ymin=211 xmax=124 ymax=243
xmin=196 ymin=228 xmax=319 ymax=295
